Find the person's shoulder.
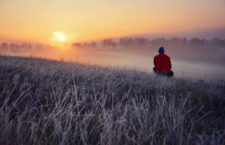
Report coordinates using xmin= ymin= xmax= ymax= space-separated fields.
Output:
xmin=164 ymin=53 xmax=170 ymax=59
xmin=154 ymin=54 xmax=160 ymax=59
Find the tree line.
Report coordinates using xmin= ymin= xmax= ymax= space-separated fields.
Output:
xmin=0 ymin=42 xmax=52 ymax=51
xmin=72 ymin=37 xmax=225 ymax=49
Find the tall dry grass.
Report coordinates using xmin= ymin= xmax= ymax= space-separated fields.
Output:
xmin=0 ymin=55 xmax=225 ymax=145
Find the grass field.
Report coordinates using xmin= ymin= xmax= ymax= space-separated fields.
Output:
xmin=0 ymin=55 xmax=225 ymax=145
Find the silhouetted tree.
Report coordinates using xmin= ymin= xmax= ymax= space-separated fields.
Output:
xmin=134 ymin=37 xmax=150 ymax=46
xmin=151 ymin=37 xmax=167 ymax=46
xmin=90 ymin=42 xmax=97 ymax=47
xmin=119 ymin=37 xmax=135 ymax=47
xmin=73 ymin=43 xmax=82 ymax=48
xmin=102 ymin=39 xmax=117 ymax=47
xmin=170 ymin=37 xmax=187 ymax=46
xmin=189 ymin=38 xmax=207 ymax=47
xmin=1 ymin=43 xmax=9 ymax=50
xmin=211 ymin=37 xmax=225 ymax=48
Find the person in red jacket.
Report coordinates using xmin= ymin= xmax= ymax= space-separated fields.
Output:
xmin=153 ymin=47 xmax=174 ymax=77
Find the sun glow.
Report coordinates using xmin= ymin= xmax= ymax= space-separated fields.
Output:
xmin=59 ymin=35 xmax=65 ymax=42
xmin=49 ymin=31 xmax=72 ymax=50
xmin=52 ymin=32 xmax=67 ymax=42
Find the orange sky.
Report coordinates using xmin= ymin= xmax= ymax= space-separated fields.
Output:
xmin=1 ymin=0 xmax=225 ymax=44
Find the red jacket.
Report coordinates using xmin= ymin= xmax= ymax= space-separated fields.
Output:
xmin=154 ymin=53 xmax=172 ymax=72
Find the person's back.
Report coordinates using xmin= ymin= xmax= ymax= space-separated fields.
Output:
xmin=154 ymin=53 xmax=171 ymax=72
xmin=153 ymin=47 xmax=173 ymax=77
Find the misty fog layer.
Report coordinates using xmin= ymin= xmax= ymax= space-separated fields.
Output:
xmin=66 ymin=49 xmax=225 ymax=81
xmin=1 ymin=37 xmax=225 ymax=81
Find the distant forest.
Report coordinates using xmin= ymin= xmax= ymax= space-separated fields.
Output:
xmin=72 ymin=37 xmax=225 ymax=49
xmin=73 ymin=37 xmax=225 ymax=64
xmin=0 ymin=42 xmax=51 ymax=51
xmin=1 ymin=37 xmax=225 ymax=64
xmin=1 ymin=37 xmax=225 ymax=51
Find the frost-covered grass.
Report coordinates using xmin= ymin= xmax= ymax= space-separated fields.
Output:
xmin=0 ymin=55 xmax=225 ymax=145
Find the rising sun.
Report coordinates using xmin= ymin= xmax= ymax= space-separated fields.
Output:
xmin=52 ymin=32 xmax=67 ymax=42
xmin=59 ymin=35 xmax=65 ymax=42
